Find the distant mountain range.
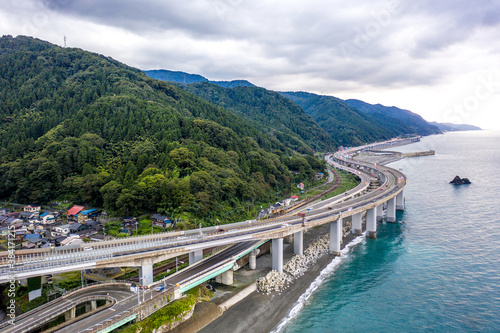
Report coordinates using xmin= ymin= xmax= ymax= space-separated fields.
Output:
xmin=344 ymin=99 xmax=441 ymax=136
xmin=429 ymin=122 xmax=482 ymax=132
xmin=144 ymin=69 xmax=255 ymax=88
xmin=147 ymin=70 xmax=483 ymax=148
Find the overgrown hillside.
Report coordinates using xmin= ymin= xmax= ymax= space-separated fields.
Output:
xmin=344 ymin=99 xmax=441 ymax=136
xmin=280 ymin=91 xmax=398 ymax=147
xmin=0 ymin=35 xmax=325 ymax=224
xmin=180 ymin=83 xmax=336 ymax=153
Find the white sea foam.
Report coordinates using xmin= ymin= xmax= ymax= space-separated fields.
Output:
xmin=271 ymin=233 xmax=366 ymax=333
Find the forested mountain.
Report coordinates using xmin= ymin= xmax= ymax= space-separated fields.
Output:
xmin=179 ymin=83 xmax=336 ymax=153
xmin=0 ymin=35 xmax=325 ymax=224
xmin=144 ymin=69 xmax=255 ymax=88
xmin=429 ymin=122 xmax=482 ymax=132
xmin=344 ymin=99 xmax=441 ymax=136
xmin=279 ymin=91 xmax=399 ymax=146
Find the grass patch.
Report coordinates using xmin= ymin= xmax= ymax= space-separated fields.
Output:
xmin=118 ymin=286 xmax=212 ymax=333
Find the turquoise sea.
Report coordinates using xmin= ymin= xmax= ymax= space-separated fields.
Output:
xmin=277 ymin=131 xmax=500 ymax=332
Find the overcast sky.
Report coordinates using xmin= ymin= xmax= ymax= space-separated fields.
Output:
xmin=2 ymin=0 xmax=500 ymax=129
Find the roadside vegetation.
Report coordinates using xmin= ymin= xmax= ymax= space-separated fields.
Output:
xmin=118 ymin=285 xmax=212 ymax=333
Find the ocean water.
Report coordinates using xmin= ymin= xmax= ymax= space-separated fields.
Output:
xmin=278 ymin=131 xmax=500 ymax=333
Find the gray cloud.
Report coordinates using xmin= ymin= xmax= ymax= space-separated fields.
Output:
xmin=2 ymin=0 xmax=500 ymax=128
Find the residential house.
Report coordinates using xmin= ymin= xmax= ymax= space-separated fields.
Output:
xmin=6 ymin=218 xmax=23 ymax=228
xmin=84 ymin=220 xmax=101 ymax=230
xmin=297 ymin=183 xmax=305 ymax=190
xmin=90 ymin=234 xmax=105 ymax=242
xmin=40 ymin=212 xmax=56 ymax=224
xmin=122 ymin=216 xmax=137 ymax=227
xmin=19 ymin=211 xmax=39 ymax=220
xmin=151 ymin=214 xmax=172 ymax=228
xmin=77 ymin=209 xmax=99 ymax=223
xmin=0 ymin=215 xmax=9 ymax=225
xmin=60 ymin=236 xmax=83 ymax=246
xmin=75 ymin=228 xmax=97 ymax=239
xmin=269 ymin=203 xmax=283 ymax=214
xmin=51 ymin=224 xmax=71 ymax=237
xmin=69 ymin=223 xmax=89 ymax=234
xmin=54 ymin=236 xmax=68 ymax=246
xmin=22 ymin=233 xmax=42 ymax=249
xmin=0 ymin=207 xmax=11 ymax=215
xmin=24 ymin=204 xmax=41 ymax=213
xmin=67 ymin=205 xmax=85 ymax=221
xmin=15 ymin=229 xmax=27 ymax=242
xmin=7 ymin=212 xmax=21 ymax=219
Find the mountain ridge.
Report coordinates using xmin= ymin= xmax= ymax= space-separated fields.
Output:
xmin=144 ymin=69 xmax=255 ymax=88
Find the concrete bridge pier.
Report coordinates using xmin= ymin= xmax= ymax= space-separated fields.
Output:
xmin=249 ymin=249 xmax=260 ymax=269
xmin=293 ymin=231 xmax=303 ymax=255
xmin=215 ymin=270 xmax=233 ymax=285
xmin=352 ymin=212 xmax=362 ymax=235
xmin=366 ymin=208 xmax=377 ymax=239
xmin=139 ymin=259 xmax=153 ymax=285
xmin=387 ymin=198 xmax=396 ymax=223
xmin=329 ymin=217 xmax=342 ymax=256
xmin=272 ymin=238 xmax=283 ymax=273
xmin=376 ymin=204 xmax=384 ymax=221
xmin=396 ymin=190 xmax=405 ymax=210
xmin=85 ymin=300 xmax=98 ymax=312
xmin=64 ymin=307 xmax=76 ymax=321
xmin=189 ymin=250 xmax=203 ymax=265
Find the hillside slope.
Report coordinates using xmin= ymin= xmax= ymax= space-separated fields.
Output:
xmin=145 ymin=71 xmax=335 ymax=153
xmin=429 ymin=122 xmax=482 ymax=132
xmin=280 ymin=91 xmax=399 ymax=147
xmin=344 ymin=99 xmax=441 ymax=136
xmin=181 ymin=83 xmax=337 ymax=153
xmin=0 ymin=36 xmax=324 ymax=223
xmin=144 ymin=69 xmax=255 ymax=88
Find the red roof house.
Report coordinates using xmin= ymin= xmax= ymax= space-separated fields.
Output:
xmin=67 ymin=205 xmax=85 ymax=217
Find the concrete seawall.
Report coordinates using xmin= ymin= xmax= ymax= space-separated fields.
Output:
xmin=218 ymin=282 xmax=257 ymax=311
xmin=170 ymin=282 xmax=257 ymax=333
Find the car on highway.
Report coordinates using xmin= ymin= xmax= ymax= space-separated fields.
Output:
xmin=155 ymin=285 xmax=165 ymax=292
xmin=281 ymin=223 xmax=290 ymax=228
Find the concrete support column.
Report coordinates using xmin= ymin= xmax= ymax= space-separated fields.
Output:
xmin=139 ymin=259 xmax=153 ymax=286
xmin=329 ymin=218 xmax=342 ymax=256
xmin=189 ymin=249 xmax=203 ymax=265
xmin=215 ymin=270 xmax=233 ymax=285
xmin=272 ymin=238 xmax=284 ymax=273
xmin=293 ymin=231 xmax=303 ymax=255
xmin=366 ymin=207 xmax=377 ymax=239
xmin=376 ymin=204 xmax=384 ymax=221
xmin=284 ymin=233 xmax=294 ymax=244
xmin=173 ymin=287 xmax=181 ymax=300
xmin=396 ymin=190 xmax=405 ymax=210
xmin=352 ymin=213 xmax=362 ymax=235
xmin=249 ymin=249 xmax=260 ymax=270
xmin=64 ymin=307 xmax=76 ymax=321
xmin=91 ymin=300 xmax=97 ymax=311
xmin=387 ymin=198 xmax=396 ymax=223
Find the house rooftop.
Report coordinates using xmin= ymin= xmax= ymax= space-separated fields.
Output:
xmin=68 ymin=205 xmax=85 ymax=216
